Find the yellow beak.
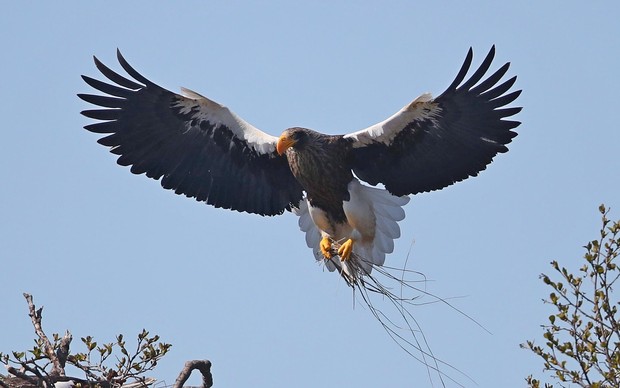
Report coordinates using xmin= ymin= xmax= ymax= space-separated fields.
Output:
xmin=276 ymin=134 xmax=296 ymax=155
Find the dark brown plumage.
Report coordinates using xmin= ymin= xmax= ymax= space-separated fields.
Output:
xmin=278 ymin=127 xmax=353 ymax=224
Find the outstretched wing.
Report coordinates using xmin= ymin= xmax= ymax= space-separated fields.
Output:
xmin=345 ymin=46 xmax=521 ymax=196
xmin=79 ymin=50 xmax=303 ymax=216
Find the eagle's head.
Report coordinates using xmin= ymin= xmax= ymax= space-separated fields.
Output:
xmin=276 ymin=127 xmax=330 ymax=155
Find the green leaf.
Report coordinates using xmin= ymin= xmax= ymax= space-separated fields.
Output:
xmin=550 ymin=293 xmax=558 ymax=304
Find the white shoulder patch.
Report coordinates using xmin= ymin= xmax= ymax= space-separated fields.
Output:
xmin=344 ymin=93 xmax=439 ymax=148
xmin=174 ymin=88 xmax=278 ymax=155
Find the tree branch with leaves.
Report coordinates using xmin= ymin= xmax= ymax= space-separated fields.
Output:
xmin=1 ymin=294 xmax=212 ymax=388
xmin=523 ymin=204 xmax=620 ymax=388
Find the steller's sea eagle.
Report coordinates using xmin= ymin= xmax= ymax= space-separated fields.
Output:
xmin=79 ymin=46 xmax=521 ymax=281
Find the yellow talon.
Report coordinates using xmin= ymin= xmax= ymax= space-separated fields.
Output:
xmin=338 ymin=238 xmax=354 ymax=261
xmin=320 ymin=236 xmax=332 ymax=259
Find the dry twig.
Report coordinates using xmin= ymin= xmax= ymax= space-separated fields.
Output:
xmin=23 ymin=293 xmax=64 ymax=377
xmin=173 ymin=360 xmax=213 ymax=388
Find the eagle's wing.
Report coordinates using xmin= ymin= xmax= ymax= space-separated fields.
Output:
xmin=79 ymin=50 xmax=303 ymax=216
xmin=345 ymin=46 xmax=521 ymax=196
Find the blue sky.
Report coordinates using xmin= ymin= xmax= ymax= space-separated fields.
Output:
xmin=1 ymin=2 xmax=619 ymax=387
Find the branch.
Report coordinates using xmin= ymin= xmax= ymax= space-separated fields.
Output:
xmin=173 ymin=360 xmax=212 ymax=388
xmin=56 ymin=331 xmax=72 ymax=371
xmin=17 ymin=362 xmax=48 ymax=382
xmin=66 ymin=357 xmax=105 ymax=382
xmin=23 ymin=294 xmax=64 ymax=377
xmin=4 ymin=367 xmax=41 ymax=388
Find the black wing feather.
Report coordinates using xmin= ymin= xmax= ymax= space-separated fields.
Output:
xmin=454 ymin=46 xmax=496 ymax=92
xmin=81 ymin=75 xmax=134 ymax=98
xmin=77 ymin=94 xmax=126 ymax=108
xmin=350 ymin=46 xmax=521 ymax=196
xmin=80 ymin=51 xmax=303 ymax=216
xmin=93 ymin=55 xmax=144 ymax=90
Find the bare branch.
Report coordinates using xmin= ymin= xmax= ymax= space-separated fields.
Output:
xmin=18 ymin=361 xmax=48 ymax=382
xmin=5 ymin=367 xmax=40 ymax=387
xmin=66 ymin=357 xmax=104 ymax=382
xmin=173 ymin=360 xmax=212 ymax=388
xmin=22 ymin=294 xmax=64 ymax=377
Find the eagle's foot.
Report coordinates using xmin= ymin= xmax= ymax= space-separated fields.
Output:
xmin=320 ymin=236 xmax=332 ymax=259
xmin=337 ymin=238 xmax=354 ymax=261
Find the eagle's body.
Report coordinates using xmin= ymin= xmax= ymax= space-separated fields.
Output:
xmin=79 ymin=47 xmax=521 ymax=281
xmin=283 ymin=129 xmax=352 ymax=224
xmin=278 ymin=128 xmax=409 ymax=273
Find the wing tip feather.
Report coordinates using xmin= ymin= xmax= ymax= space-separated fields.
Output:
xmin=115 ymin=49 xmax=152 ymax=86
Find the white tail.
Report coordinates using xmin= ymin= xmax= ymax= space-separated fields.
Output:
xmin=293 ymin=179 xmax=409 ymax=279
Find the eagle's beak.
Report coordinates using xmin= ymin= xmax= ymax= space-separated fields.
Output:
xmin=276 ymin=133 xmax=295 ymax=155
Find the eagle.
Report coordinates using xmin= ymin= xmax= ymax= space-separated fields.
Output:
xmin=79 ymin=46 xmax=521 ymax=281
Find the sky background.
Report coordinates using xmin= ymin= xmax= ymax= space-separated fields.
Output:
xmin=1 ymin=2 xmax=619 ymax=387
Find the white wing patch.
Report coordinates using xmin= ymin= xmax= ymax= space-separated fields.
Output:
xmin=344 ymin=93 xmax=439 ymax=147
xmin=174 ymin=87 xmax=278 ymax=155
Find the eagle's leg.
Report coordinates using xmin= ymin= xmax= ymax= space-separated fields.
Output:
xmin=320 ymin=236 xmax=332 ymax=259
xmin=338 ymin=238 xmax=354 ymax=261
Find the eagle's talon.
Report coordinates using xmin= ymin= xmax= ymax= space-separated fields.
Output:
xmin=320 ymin=236 xmax=332 ymax=259
xmin=338 ymin=239 xmax=354 ymax=261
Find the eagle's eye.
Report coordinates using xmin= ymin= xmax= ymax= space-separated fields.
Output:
xmin=291 ymin=130 xmax=308 ymax=147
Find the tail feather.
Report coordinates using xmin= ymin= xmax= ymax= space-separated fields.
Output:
xmin=375 ymin=212 xmax=401 ymax=239
xmin=293 ymin=181 xmax=409 ymax=280
xmin=293 ymin=200 xmax=323 ymax=262
xmin=373 ymin=228 xmax=394 ymax=256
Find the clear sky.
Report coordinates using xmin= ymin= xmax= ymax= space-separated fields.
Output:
xmin=1 ymin=2 xmax=619 ymax=387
